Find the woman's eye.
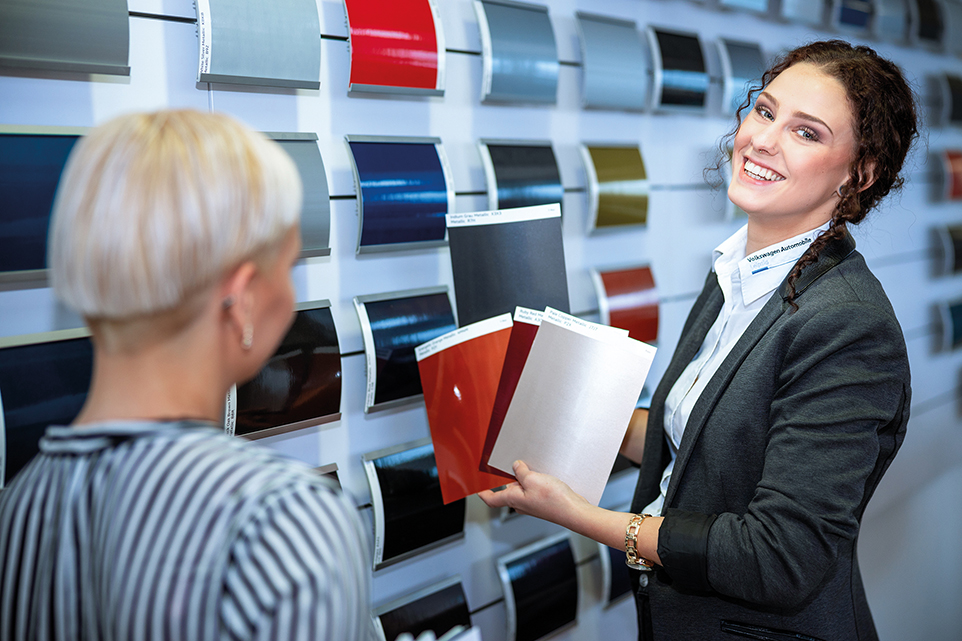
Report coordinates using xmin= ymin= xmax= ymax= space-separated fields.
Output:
xmin=754 ymin=105 xmax=774 ymax=120
xmin=796 ymin=127 xmax=819 ymax=142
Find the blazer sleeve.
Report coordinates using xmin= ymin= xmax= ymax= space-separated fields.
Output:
xmin=657 ymin=298 xmax=909 ymax=607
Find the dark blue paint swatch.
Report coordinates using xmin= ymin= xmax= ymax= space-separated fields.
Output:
xmin=364 ymin=292 xmax=456 ymax=407
xmin=839 ymin=0 xmax=873 ymax=29
xmin=485 ymin=144 xmax=563 ymax=211
xmin=235 ymin=305 xmax=341 ymax=437
xmin=504 ymin=537 xmax=578 ymax=641
xmin=371 ymin=442 xmax=465 ymax=565
xmin=349 ymin=141 xmax=449 ymax=250
xmin=0 ymin=134 xmax=80 ymax=274
xmin=0 ymin=335 xmax=93 ymax=484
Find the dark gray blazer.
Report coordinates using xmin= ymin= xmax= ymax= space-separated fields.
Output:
xmin=630 ymin=231 xmax=910 ymax=641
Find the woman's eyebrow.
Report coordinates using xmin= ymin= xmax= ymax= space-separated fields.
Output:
xmin=758 ymin=91 xmax=834 ymax=135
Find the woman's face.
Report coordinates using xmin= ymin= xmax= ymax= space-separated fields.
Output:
xmin=728 ymin=63 xmax=858 ymax=232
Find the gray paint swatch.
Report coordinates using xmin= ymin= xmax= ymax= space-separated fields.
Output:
xmin=576 ymin=12 xmax=648 ymax=111
xmin=717 ymin=39 xmax=765 ymax=115
xmin=875 ymin=0 xmax=909 ymax=41
xmin=475 ymin=0 xmax=558 ymax=104
xmin=270 ymin=134 xmax=331 ymax=258
xmin=0 ymin=0 xmax=129 ymax=75
xmin=196 ymin=0 xmax=320 ymax=89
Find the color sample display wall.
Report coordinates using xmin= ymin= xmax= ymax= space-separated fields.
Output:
xmin=1 ymin=0 xmax=961 ymax=639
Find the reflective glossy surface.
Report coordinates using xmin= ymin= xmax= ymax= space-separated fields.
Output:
xmin=349 ymin=141 xmax=450 ymax=249
xmin=718 ymin=39 xmax=764 ymax=116
xmin=365 ymin=292 xmax=457 ymax=406
xmin=486 ymin=144 xmax=563 ymax=212
xmin=235 ymin=305 xmax=341 ymax=437
xmin=947 ymin=75 xmax=962 ymax=125
xmin=274 ymin=138 xmax=331 ymax=258
xmin=838 ymin=0 xmax=873 ymax=30
xmin=418 ymin=321 xmax=512 ymax=503
xmin=478 ymin=0 xmax=558 ymax=104
xmin=586 ymin=145 xmax=648 ymax=229
xmin=915 ymin=0 xmax=944 ymax=44
xmin=372 ymin=442 xmax=466 ymax=563
xmin=0 ymin=133 xmax=79 ymax=274
xmin=945 ymin=151 xmax=962 ymax=200
xmin=653 ymin=28 xmax=708 ymax=108
xmin=379 ymin=581 xmax=471 ymax=641
xmin=0 ymin=335 xmax=92 ymax=484
xmin=345 ymin=0 xmax=440 ymax=92
xmin=504 ymin=537 xmax=578 ymax=641
xmin=598 ymin=265 xmax=659 ymax=343
xmin=575 ymin=12 xmax=647 ymax=111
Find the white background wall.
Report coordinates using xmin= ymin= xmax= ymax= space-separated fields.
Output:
xmin=2 ymin=0 xmax=961 ymax=639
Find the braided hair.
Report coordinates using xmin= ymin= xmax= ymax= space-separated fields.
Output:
xmin=720 ymin=40 xmax=919 ymax=307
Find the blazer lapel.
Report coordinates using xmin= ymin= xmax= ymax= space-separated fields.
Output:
xmin=663 ymin=229 xmax=858 ymax=508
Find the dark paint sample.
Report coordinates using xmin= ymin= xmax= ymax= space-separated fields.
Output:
xmin=349 ymin=141 xmax=449 ymax=249
xmin=364 ymin=293 xmax=456 ymax=407
xmin=916 ymin=0 xmax=943 ymax=43
xmin=0 ymin=133 xmax=79 ymax=273
xmin=947 ymin=75 xmax=962 ymax=125
xmin=0 ymin=336 xmax=92 ymax=484
xmin=448 ymin=215 xmax=569 ymax=328
xmin=653 ymin=29 xmax=708 ymax=108
xmin=372 ymin=442 xmax=466 ymax=564
xmin=604 ymin=545 xmax=632 ymax=605
xmin=839 ymin=0 xmax=873 ymax=29
xmin=486 ymin=144 xmax=563 ymax=212
xmin=379 ymin=582 xmax=471 ymax=641
xmin=236 ymin=306 xmax=341 ymax=436
xmin=505 ymin=537 xmax=578 ymax=641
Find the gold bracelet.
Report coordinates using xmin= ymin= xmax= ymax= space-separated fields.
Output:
xmin=625 ymin=513 xmax=654 ymax=570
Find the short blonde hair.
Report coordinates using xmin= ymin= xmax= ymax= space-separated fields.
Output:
xmin=49 ymin=109 xmax=302 ymax=319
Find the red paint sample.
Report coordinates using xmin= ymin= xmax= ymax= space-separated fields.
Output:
xmin=599 ymin=266 xmax=659 ymax=343
xmin=946 ymin=150 xmax=962 ymax=200
xmin=479 ymin=320 xmax=539 ymax=477
xmin=345 ymin=0 xmax=441 ymax=91
xmin=418 ymin=323 xmax=512 ymax=504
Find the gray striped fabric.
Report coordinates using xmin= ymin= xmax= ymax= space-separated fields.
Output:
xmin=0 ymin=421 xmax=374 ymax=641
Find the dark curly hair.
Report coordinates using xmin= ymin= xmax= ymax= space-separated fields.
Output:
xmin=719 ymin=40 xmax=919 ymax=308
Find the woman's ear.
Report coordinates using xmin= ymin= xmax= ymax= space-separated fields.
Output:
xmin=219 ymin=261 xmax=258 ymax=339
xmin=856 ymin=159 xmax=877 ymax=193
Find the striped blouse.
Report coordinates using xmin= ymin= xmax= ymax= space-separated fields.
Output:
xmin=0 ymin=421 xmax=375 ymax=641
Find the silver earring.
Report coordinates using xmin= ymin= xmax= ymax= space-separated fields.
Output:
xmin=242 ymin=323 xmax=253 ymax=350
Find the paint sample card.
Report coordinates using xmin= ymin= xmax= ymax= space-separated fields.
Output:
xmin=0 ymin=129 xmax=82 ymax=285
xmin=344 ymin=0 xmax=444 ymax=96
xmin=0 ymin=0 xmax=129 ymax=76
xmin=875 ymin=0 xmax=909 ymax=41
xmin=347 ymin=136 xmax=454 ymax=253
xmin=474 ymin=0 xmax=558 ymax=104
xmin=717 ymin=39 xmax=765 ymax=116
xmin=497 ymin=533 xmax=578 ymax=641
xmin=416 ymin=314 xmax=514 ymax=504
xmin=195 ymin=0 xmax=320 ymax=88
xmin=647 ymin=26 xmax=708 ymax=111
xmin=446 ymin=204 xmax=569 ymax=327
xmin=234 ymin=301 xmax=341 ymax=439
xmin=0 ymin=329 xmax=93 ymax=487
xmin=271 ymin=134 xmax=331 ymax=258
xmin=362 ymin=438 xmax=466 ymax=569
xmin=480 ymin=308 xmax=543 ymax=475
xmin=355 ymin=287 xmax=457 ymax=412
xmin=487 ymin=308 xmax=656 ymax=506
xmin=581 ymin=144 xmax=649 ymax=231
xmin=575 ymin=12 xmax=648 ymax=111
xmin=592 ymin=264 xmax=659 ymax=343
xmin=373 ymin=576 xmax=471 ymax=641
xmin=479 ymin=141 xmax=564 ymax=212
xmin=942 ymin=150 xmax=962 ymax=200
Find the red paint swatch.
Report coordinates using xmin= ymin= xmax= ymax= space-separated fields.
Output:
xmin=479 ymin=311 xmax=542 ymax=477
xmin=345 ymin=0 xmax=442 ymax=93
xmin=946 ymin=150 xmax=962 ymax=200
xmin=417 ymin=316 xmax=513 ymax=504
xmin=597 ymin=266 xmax=659 ymax=343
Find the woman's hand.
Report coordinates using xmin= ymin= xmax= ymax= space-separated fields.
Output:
xmin=478 ymin=460 xmax=591 ymax=529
